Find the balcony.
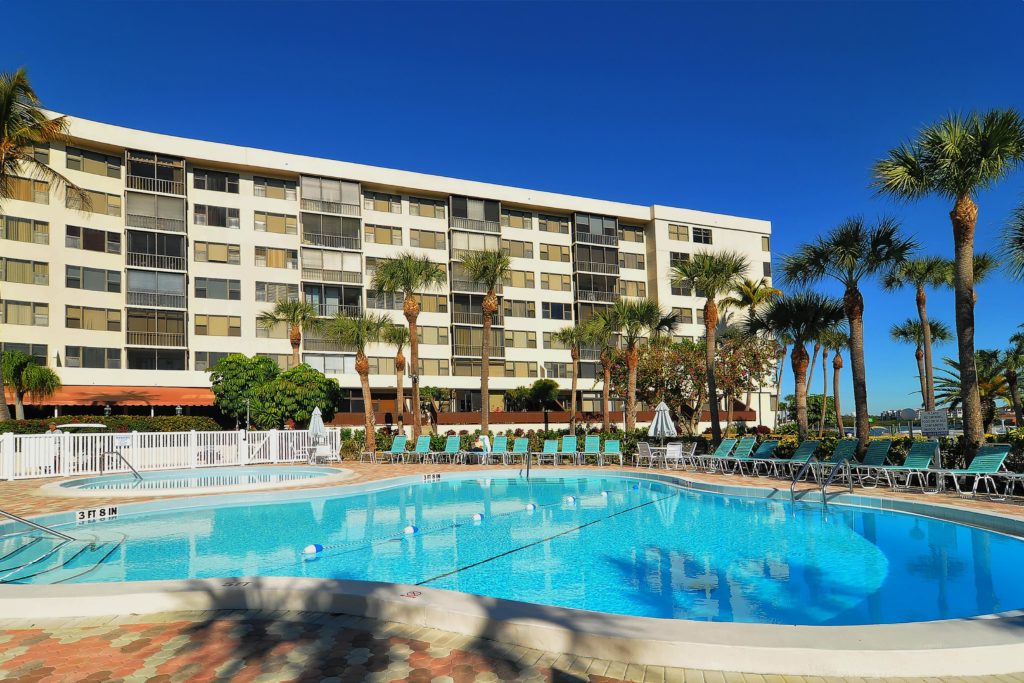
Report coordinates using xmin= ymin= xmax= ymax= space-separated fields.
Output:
xmin=126 ymin=331 xmax=186 ymax=347
xmin=127 ymin=290 xmax=187 ymax=308
xmin=575 ymin=260 xmax=620 ymax=275
xmin=302 ymin=268 xmax=362 ymax=284
xmin=451 ymin=279 xmax=502 ymax=295
xmin=304 ymin=337 xmax=357 ymax=352
xmin=577 ymin=290 xmax=618 ymax=303
xmin=575 ymin=231 xmax=618 ymax=247
xmin=315 ymin=303 xmax=363 ymax=317
xmin=300 ymin=198 xmax=360 ymax=216
xmin=450 ymin=216 xmax=501 ymax=234
xmin=580 ymin=347 xmax=602 ymax=361
xmin=453 ymin=344 xmax=506 ymax=358
xmin=302 ymin=232 xmax=361 ymax=250
xmin=127 ymin=252 xmax=186 ymax=270
xmin=126 ymin=214 xmax=186 ymax=233
xmin=452 ymin=312 xmax=504 ymax=326
xmin=126 ymin=175 xmax=184 ymax=195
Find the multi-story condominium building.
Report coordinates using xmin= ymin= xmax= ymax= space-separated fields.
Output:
xmin=0 ymin=115 xmax=776 ymax=427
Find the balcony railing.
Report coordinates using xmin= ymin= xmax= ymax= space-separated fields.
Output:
xmin=314 ymin=304 xmax=363 ymax=317
xmin=126 ymin=214 xmax=186 ymax=233
xmin=127 ymin=291 xmax=187 ymax=308
xmin=300 ymin=198 xmax=361 ymax=216
xmin=452 ymin=312 xmax=504 ymax=326
xmin=575 ymin=231 xmax=618 ymax=246
xmin=126 ymin=331 xmax=187 ymax=347
xmin=127 ymin=252 xmax=187 ymax=270
xmin=451 ymin=279 xmax=502 ymax=295
xmin=127 ymin=175 xmax=184 ymax=195
xmin=580 ymin=348 xmax=602 ymax=361
xmin=450 ymin=216 xmax=501 ymax=234
xmin=302 ymin=268 xmax=362 ymax=284
xmin=304 ymin=338 xmax=357 ymax=352
xmin=577 ymin=290 xmax=618 ymax=303
xmin=301 ymin=231 xmax=361 ymax=250
xmin=575 ymin=260 xmax=620 ymax=275
xmin=453 ymin=344 xmax=506 ymax=358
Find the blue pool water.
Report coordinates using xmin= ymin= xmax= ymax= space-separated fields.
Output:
xmin=5 ymin=473 xmax=1024 ymax=625
xmin=59 ymin=466 xmax=337 ymax=491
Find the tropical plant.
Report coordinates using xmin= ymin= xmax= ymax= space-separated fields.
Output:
xmin=934 ymin=351 xmax=1009 ymax=434
xmin=1001 ymin=341 xmax=1024 ymax=428
xmin=818 ymin=328 xmax=849 ymax=435
xmin=584 ymin=312 xmax=618 ymax=432
xmin=325 ymin=312 xmax=393 ymax=451
xmin=1005 ymin=204 xmax=1024 ymax=280
xmin=208 ymin=354 xmax=281 ymax=426
xmin=248 ymin=364 xmax=341 ymax=430
xmin=554 ymin=323 xmax=590 ymax=434
xmin=371 ymin=252 xmax=447 ymax=439
xmin=782 ymin=216 xmax=916 ymax=452
xmin=882 ymin=256 xmax=951 ymax=410
xmin=747 ymin=292 xmax=846 ymax=441
xmin=670 ymin=250 xmax=750 ymax=443
xmin=383 ymin=324 xmax=410 ymax=431
xmin=0 ymin=350 xmax=62 ymax=420
xmin=889 ymin=319 xmax=953 ymax=406
xmin=458 ymin=249 xmax=512 ymax=434
xmin=606 ymin=298 xmax=678 ymax=431
xmin=720 ymin=275 xmax=783 ymax=417
xmin=873 ymin=109 xmax=1024 ymax=455
xmin=256 ymin=300 xmax=322 ymax=369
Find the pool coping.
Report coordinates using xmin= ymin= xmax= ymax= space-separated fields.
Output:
xmin=3 ymin=468 xmax=1024 ymax=677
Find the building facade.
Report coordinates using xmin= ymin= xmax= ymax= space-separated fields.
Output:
xmin=0 ymin=115 xmax=776 ymax=426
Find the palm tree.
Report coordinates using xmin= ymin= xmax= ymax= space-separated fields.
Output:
xmin=1000 ymin=344 xmax=1024 ymax=429
xmin=459 ymin=249 xmax=511 ymax=435
xmin=383 ymin=324 xmax=409 ymax=432
xmin=882 ymin=256 xmax=950 ymax=410
xmin=607 ymin=298 xmax=678 ymax=431
xmin=747 ymin=292 xmax=845 ymax=441
xmin=257 ymin=300 xmax=322 ymax=369
xmin=1 ymin=350 xmax=62 ymax=420
xmin=818 ymin=328 xmax=849 ymax=435
xmin=934 ymin=351 xmax=1009 ymax=435
xmin=890 ymin=319 xmax=953 ymax=407
xmin=720 ymin=276 xmax=782 ymax=418
xmin=945 ymin=252 xmax=996 ymax=306
xmin=873 ymin=109 xmax=1024 ymax=456
xmin=554 ymin=323 xmax=589 ymax=434
xmin=371 ymin=253 xmax=447 ymax=439
xmin=584 ymin=312 xmax=617 ymax=432
xmin=1005 ymin=204 xmax=1024 ymax=280
xmin=671 ymin=250 xmax=750 ymax=443
xmin=782 ymin=217 xmax=916 ymax=453
xmin=325 ymin=312 xmax=392 ymax=452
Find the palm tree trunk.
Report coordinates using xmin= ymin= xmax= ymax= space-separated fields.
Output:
xmin=705 ymin=301 xmax=722 ymax=444
xmin=0 ymin=378 xmax=10 ymax=421
xmin=289 ymin=325 xmax=301 ymax=369
xmin=791 ymin=343 xmax=810 ymax=442
xmin=357 ymin=356 xmax=376 ymax=453
xmin=569 ymin=346 xmax=579 ymax=434
xmin=818 ymin=348 xmax=829 ymax=437
xmin=14 ymin=390 xmax=26 ymax=421
xmin=773 ymin=345 xmax=787 ymax=432
xmin=914 ymin=347 xmax=927 ymax=408
xmin=951 ymin=195 xmax=984 ymax=455
xmin=480 ymin=289 xmax=498 ymax=434
xmin=600 ymin=354 xmax=611 ymax=432
xmin=404 ymin=297 xmax=422 ymax=439
xmin=394 ymin=351 xmax=405 ymax=433
xmin=845 ymin=286 xmax=870 ymax=455
xmin=726 ymin=394 xmax=734 ymax=437
xmin=806 ymin=342 xmax=820 ymax=390
xmin=1008 ymin=372 xmax=1024 ymax=428
xmin=917 ymin=286 xmax=936 ymax=411
xmin=626 ymin=343 xmax=639 ymax=431
xmin=833 ymin=352 xmax=843 ymax=434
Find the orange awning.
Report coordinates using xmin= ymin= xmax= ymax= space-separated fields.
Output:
xmin=3 ymin=386 xmax=215 ymax=407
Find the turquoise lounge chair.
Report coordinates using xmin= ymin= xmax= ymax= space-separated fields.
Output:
xmin=769 ymin=440 xmax=819 ymax=479
xmin=509 ymin=437 xmax=529 ymax=465
xmin=878 ymin=440 xmax=939 ymax=490
xmin=697 ymin=438 xmax=737 ymax=471
xmin=745 ymin=440 xmax=780 ymax=477
xmin=559 ymin=436 xmax=578 ymax=465
xmin=720 ymin=438 xmax=774 ymax=476
xmin=380 ymin=435 xmax=408 ymax=464
xmin=851 ymin=439 xmax=893 ymax=487
xmin=490 ymin=436 xmax=508 ymax=465
xmin=602 ymin=439 xmax=622 ymax=466
xmin=714 ymin=437 xmax=756 ymax=473
xmin=813 ymin=439 xmax=858 ymax=483
xmin=936 ymin=444 xmax=1011 ymax=497
xmin=438 ymin=435 xmax=463 ymax=464
xmin=583 ymin=435 xmax=601 ymax=465
xmin=410 ymin=435 xmax=432 ymax=463
xmin=536 ymin=439 xmax=559 ymax=466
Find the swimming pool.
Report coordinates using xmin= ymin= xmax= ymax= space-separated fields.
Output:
xmin=44 ymin=466 xmax=348 ymax=497
xmin=6 ymin=472 xmax=1024 ymax=625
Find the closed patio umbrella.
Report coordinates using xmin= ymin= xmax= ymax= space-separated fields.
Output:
xmin=309 ymin=406 xmax=327 ymax=444
xmin=648 ymin=401 xmax=677 ymax=445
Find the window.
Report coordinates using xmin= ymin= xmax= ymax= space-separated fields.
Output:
xmin=365 ymin=224 xmax=402 ymax=245
xmin=255 ymin=246 xmax=298 ymax=269
xmin=126 ymin=151 xmax=185 ymax=193
xmin=450 ymin=196 xmax=499 ymax=224
xmin=538 ymin=214 xmax=570 ymax=234
xmin=66 ymin=146 xmax=121 ymax=178
xmin=303 ymin=354 xmax=353 ymax=375
xmin=418 ymin=358 xmax=450 ymax=376
xmin=65 ymin=346 xmax=121 ymax=369
xmin=419 ymin=294 xmax=448 ymax=313
xmin=693 ymin=227 xmax=713 ymax=244
xmin=505 ymin=361 xmax=538 ymax=378
xmin=195 ymin=315 xmax=242 ymax=337
xmin=696 ymin=308 xmax=705 ymax=325
xmin=504 ymin=299 xmax=535 ymax=318
xmin=65 ymin=265 xmax=120 ymax=292
xmin=763 ymin=262 xmax=772 ymax=277
xmin=505 ymin=270 xmax=535 ymax=289
xmin=193 ymin=168 xmax=239 ymax=193
xmin=254 ymin=176 xmax=297 ymax=200
xmin=67 ymin=189 xmax=121 ymax=216
xmin=31 ymin=144 xmax=49 ymax=164
xmin=256 ymin=320 xmax=289 ymax=339
xmin=125 ymin=192 xmax=184 ymax=230
xmin=126 ymin=348 xmax=186 ymax=371
xmin=363 ymin=191 xmax=401 ymax=213
xmin=619 ymin=280 xmax=646 ymax=298
xmin=544 ymin=362 xmax=571 ymax=378
xmin=670 ymin=252 xmax=692 ymax=295
xmin=410 ymin=229 xmax=445 ymax=250
xmin=501 ymin=239 xmax=533 ymax=259
xmin=254 ymin=210 xmax=298 ymax=234
xmin=66 ymin=305 xmax=121 ymax=331
xmin=65 ymin=225 xmax=120 ymax=254
xmin=673 ymin=307 xmax=693 ymax=325
xmin=762 ymin=235 xmax=771 ymax=252
xmin=618 ymin=224 xmax=645 ymax=243
xmin=540 ymin=273 xmax=571 ymax=291
xmin=453 ymin=359 xmax=506 ymax=377
xmin=668 ymin=224 xmax=689 ymax=241
xmin=2 ymin=216 xmax=49 ymax=244
xmin=126 ymin=270 xmax=184 ymax=299
xmin=194 ymin=241 xmax=241 ymax=264
xmin=194 ymin=204 xmax=240 ymax=228
xmin=1 ymin=342 xmax=47 ymax=366
xmin=417 ymin=326 xmax=449 ymax=345
xmin=539 ymin=243 xmax=569 ymax=262
xmin=451 ymin=231 xmax=499 ymax=256
xmin=300 ymin=176 xmax=360 ymax=210
xmin=0 ymin=258 xmax=48 ymax=285
xmin=194 ymin=351 xmax=230 ymax=372
xmin=542 ymin=302 xmax=572 ymax=320
xmin=575 ymin=213 xmax=618 ymax=241
xmin=0 ymin=300 xmax=48 ymax=326
xmin=8 ymin=177 xmax=49 ymax=204
xmin=619 ymin=252 xmax=645 ymax=270
xmin=504 ymin=330 xmax=536 ymax=348
xmin=366 ymin=290 xmax=404 ymax=310
xmin=256 ymin=282 xmax=299 ymax=302
xmin=368 ymin=357 xmax=397 ymax=375
xmin=409 ymin=196 xmax=445 ymax=218
xmin=501 ymin=209 xmax=532 ymax=230
xmin=195 ymin=277 xmax=241 ymax=300
xmin=543 ymin=332 xmax=569 ymax=350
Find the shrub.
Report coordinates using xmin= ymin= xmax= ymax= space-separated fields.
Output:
xmin=1 ymin=415 xmax=221 ymax=435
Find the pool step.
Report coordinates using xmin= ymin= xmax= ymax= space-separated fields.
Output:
xmin=0 ymin=536 xmax=65 ymax=573
xmin=0 ymin=536 xmax=124 ymax=584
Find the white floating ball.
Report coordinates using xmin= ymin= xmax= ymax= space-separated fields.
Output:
xmin=472 ymin=513 xmax=484 ymax=522
xmin=566 ymin=495 xmax=576 ymax=504
xmin=303 ymin=544 xmax=323 ymax=555
xmin=403 ymin=525 xmax=418 ymax=535
xmin=525 ymin=503 xmax=536 ymax=511
xmin=600 ymin=491 xmax=609 ymax=497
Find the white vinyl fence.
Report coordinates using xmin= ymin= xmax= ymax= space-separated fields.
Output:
xmin=0 ymin=428 xmax=341 ymax=481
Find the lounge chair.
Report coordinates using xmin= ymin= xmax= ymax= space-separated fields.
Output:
xmin=411 ymin=435 xmax=432 ymax=463
xmin=559 ymin=436 xmax=579 ymax=465
xmin=635 ymin=441 xmax=659 ymax=467
xmin=851 ymin=439 xmax=893 ymax=487
xmin=602 ymin=439 xmax=622 ymax=466
xmin=697 ymin=438 xmax=737 ymax=471
xmin=509 ymin=437 xmax=529 ymax=465
xmin=437 ymin=435 xmax=463 ymax=464
xmin=745 ymin=440 xmax=780 ymax=477
xmin=377 ymin=435 xmax=408 ymax=464
xmin=536 ymin=439 xmax=559 ymax=466
xmin=582 ymin=435 xmax=601 ymax=465
xmin=813 ymin=439 xmax=858 ymax=484
xmin=713 ymin=437 xmax=756 ymax=473
xmin=490 ymin=436 xmax=509 ymax=465
xmin=874 ymin=440 xmax=939 ymax=490
xmin=935 ymin=444 xmax=1011 ymax=497
xmin=769 ymin=440 xmax=819 ymax=479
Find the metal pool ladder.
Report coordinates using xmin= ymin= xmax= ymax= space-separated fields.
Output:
xmin=0 ymin=508 xmax=75 ymax=542
xmin=99 ymin=450 xmax=143 ymax=482
xmin=790 ymin=458 xmax=815 ymax=500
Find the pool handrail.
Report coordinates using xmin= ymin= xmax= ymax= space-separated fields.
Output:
xmin=0 ymin=508 xmax=75 ymax=542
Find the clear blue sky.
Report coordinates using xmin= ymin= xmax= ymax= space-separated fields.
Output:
xmin=6 ymin=1 xmax=1024 ymax=412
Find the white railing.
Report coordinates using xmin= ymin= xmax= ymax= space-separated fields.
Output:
xmin=0 ymin=428 xmax=342 ymax=480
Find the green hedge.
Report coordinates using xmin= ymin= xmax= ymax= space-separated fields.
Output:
xmin=0 ymin=415 xmax=222 ymax=435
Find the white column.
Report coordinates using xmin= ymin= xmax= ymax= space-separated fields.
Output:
xmin=238 ymin=429 xmax=249 ymax=465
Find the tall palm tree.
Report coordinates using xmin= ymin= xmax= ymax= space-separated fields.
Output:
xmin=747 ymin=292 xmax=845 ymax=441
xmin=459 ymin=249 xmax=511 ymax=434
xmin=720 ymin=276 xmax=782 ymax=418
xmin=1005 ymin=204 xmax=1024 ymax=280
xmin=325 ymin=312 xmax=392 ymax=452
xmin=383 ymin=324 xmax=409 ymax=432
xmin=890 ymin=319 xmax=953 ymax=407
xmin=1001 ymin=331 xmax=1024 ymax=428
xmin=371 ymin=252 xmax=447 ymax=438
xmin=873 ymin=109 xmax=1024 ymax=456
xmin=782 ymin=217 xmax=916 ymax=453
xmin=934 ymin=351 xmax=1009 ymax=435
xmin=554 ymin=323 xmax=589 ymax=434
xmin=607 ymin=298 xmax=677 ymax=431
xmin=818 ymin=328 xmax=849 ymax=436
xmin=670 ymin=250 xmax=750 ymax=443
xmin=257 ymin=300 xmax=322 ymax=369
xmin=1 ymin=351 xmax=62 ymax=420
xmin=584 ymin=311 xmax=617 ymax=432
xmin=945 ymin=252 xmax=996 ymax=306
xmin=881 ymin=256 xmax=950 ymax=410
